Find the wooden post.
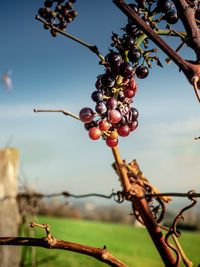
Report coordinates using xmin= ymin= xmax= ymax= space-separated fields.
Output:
xmin=0 ymin=148 xmax=21 ymax=267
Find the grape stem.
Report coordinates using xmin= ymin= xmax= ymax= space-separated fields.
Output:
xmin=35 ymin=16 xmax=104 ymax=61
xmin=33 ymin=108 xmax=80 ymax=120
xmin=111 ymin=145 xmax=177 ymax=266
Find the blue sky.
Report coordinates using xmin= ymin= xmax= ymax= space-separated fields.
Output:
xmin=0 ymin=1 xmax=199 ymax=207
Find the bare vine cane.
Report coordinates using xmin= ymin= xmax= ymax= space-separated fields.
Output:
xmin=0 ymin=222 xmax=128 ymax=267
xmin=111 ymin=146 xmax=177 ymax=266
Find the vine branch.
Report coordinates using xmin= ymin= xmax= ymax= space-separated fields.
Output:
xmin=0 ymin=236 xmax=127 ymax=267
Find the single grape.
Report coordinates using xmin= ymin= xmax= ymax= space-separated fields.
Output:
xmin=117 ymin=125 xmax=130 ymax=137
xmin=98 ymin=120 xmax=110 ymax=131
xmin=69 ymin=10 xmax=78 ymax=18
xmin=119 ymin=115 xmax=127 ymax=126
xmin=125 ymin=23 xmax=139 ymax=37
xmin=105 ymin=52 xmax=123 ymax=67
xmin=157 ymin=0 xmax=172 ymax=13
xmin=95 ymin=76 xmax=104 ymax=90
xmin=64 ymin=1 xmax=73 ymax=9
xmin=165 ymin=10 xmax=179 ymax=24
xmin=88 ymin=127 xmax=101 ymax=140
xmin=91 ymin=91 xmax=103 ymax=102
xmin=119 ymin=62 xmax=134 ymax=78
xmin=38 ymin=8 xmax=46 ymax=17
xmin=135 ymin=65 xmax=149 ymax=79
xmin=79 ymin=107 xmax=94 ymax=123
xmin=129 ymin=120 xmax=138 ymax=131
xmin=95 ymin=102 xmax=107 ymax=115
xmin=106 ymin=97 xmax=118 ymax=110
xmin=131 ymin=107 xmax=139 ymax=120
xmin=51 ymin=29 xmax=58 ymax=37
xmin=128 ymin=4 xmax=138 ymax=13
xmin=128 ymin=48 xmax=142 ymax=63
xmin=108 ymin=110 xmax=121 ymax=124
xmin=106 ymin=137 xmax=118 ymax=147
xmin=100 ymin=73 xmax=115 ymax=88
xmin=123 ymin=87 xmax=136 ymax=98
xmin=121 ymin=35 xmax=135 ymax=50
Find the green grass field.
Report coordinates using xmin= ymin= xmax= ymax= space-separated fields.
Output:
xmin=22 ymin=216 xmax=200 ymax=267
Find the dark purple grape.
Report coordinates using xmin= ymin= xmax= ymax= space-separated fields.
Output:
xmin=157 ymin=0 xmax=172 ymax=13
xmin=100 ymin=74 xmax=115 ymax=88
xmin=135 ymin=65 xmax=149 ymax=79
xmin=84 ymin=121 xmax=98 ymax=131
xmin=131 ymin=107 xmax=139 ymax=120
xmin=91 ymin=91 xmax=103 ymax=102
xmin=128 ymin=48 xmax=141 ymax=63
xmin=129 ymin=120 xmax=138 ymax=131
xmin=119 ymin=116 xmax=127 ymax=126
xmin=128 ymin=4 xmax=138 ymax=13
xmin=125 ymin=23 xmax=139 ymax=37
xmin=65 ymin=2 xmax=73 ymax=9
xmin=79 ymin=107 xmax=94 ymax=123
xmin=119 ymin=62 xmax=134 ymax=78
xmin=95 ymin=102 xmax=107 ymax=115
xmin=69 ymin=10 xmax=78 ymax=18
xmin=165 ymin=10 xmax=179 ymax=24
xmin=95 ymin=76 xmax=104 ymax=90
xmin=59 ymin=21 xmax=67 ymax=30
xmin=105 ymin=52 xmax=123 ymax=67
xmin=51 ymin=29 xmax=58 ymax=37
xmin=121 ymin=36 xmax=135 ymax=50
xmin=106 ymin=97 xmax=118 ymax=110
xmin=38 ymin=8 xmax=46 ymax=17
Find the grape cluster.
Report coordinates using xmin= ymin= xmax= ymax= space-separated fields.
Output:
xmin=79 ymin=51 xmax=139 ymax=148
xmin=79 ymin=0 xmax=180 ymax=148
xmin=38 ymin=0 xmax=77 ymax=36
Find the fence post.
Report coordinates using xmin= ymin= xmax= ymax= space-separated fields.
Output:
xmin=0 ymin=148 xmax=21 ymax=267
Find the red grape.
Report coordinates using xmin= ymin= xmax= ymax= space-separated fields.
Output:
xmin=88 ymin=127 xmax=101 ymax=140
xmin=106 ymin=137 xmax=118 ymax=147
xmin=108 ymin=110 xmax=121 ymax=124
xmin=123 ymin=88 xmax=136 ymax=98
xmin=79 ymin=107 xmax=94 ymax=123
xmin=117 ymin=125 xmax=130 ymax=137
xmin=98 ymin=120 xmax=110 ymax=131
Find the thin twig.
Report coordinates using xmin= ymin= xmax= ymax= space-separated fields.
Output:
xmin=35 ymin=16 xmax=104 ymax=61
xmin=33 ymin=108 xmax=80 ymax=120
